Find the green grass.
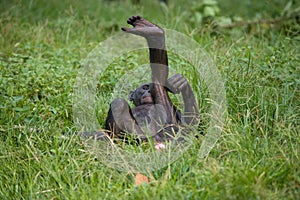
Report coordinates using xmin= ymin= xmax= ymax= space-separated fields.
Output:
xmin=0 ymin=0 xmax=299 ymax=199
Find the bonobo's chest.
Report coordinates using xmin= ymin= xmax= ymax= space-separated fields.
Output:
xmin=132 ymin=104 xmax=168 ymax=127
xmin=132 ymin=105 xmax=152 ymax=126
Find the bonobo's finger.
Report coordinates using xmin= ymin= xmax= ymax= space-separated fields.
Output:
xmin=172 ymin=75 xmax=186 ymax=85
xmin=121 ymin=27 xmax=141 ymax=36
xmin=167 ymin=74 xmax=180 ymax=86
xmin=121 ymin=27 xmax=143 ymax=37
xmin=121 ymin=27 xmax=132 ymax=32
xmin=121 ymin=26 xmax=141 ymax=34
xmin=172 ymin=74 xmax=183 ymax=79
xmin=127 ymin=16 xmax=142 ymax=26
xmin=166 ymin=82 xmax=179 ymax=93
xmin=175 ymin=77 xmax=187 ymax=89
xmin=178 ymin=81 xmax=188 ymax=92
xmin=166 ymin=81 xmax=178 ymax=93
xmin=168 ymin=74 xmax=184 ymax=84
xmin=121 ymin=16 xmax=142 ymax=33
xmin=167 ymin=74 xmax=188 ymax=93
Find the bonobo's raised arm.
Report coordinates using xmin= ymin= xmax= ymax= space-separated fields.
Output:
xmin=122 ymin=16 xmax=176 ymax=124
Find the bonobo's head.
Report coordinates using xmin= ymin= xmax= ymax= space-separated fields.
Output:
xmin=129 ymin=83 xmax=153 ymax=106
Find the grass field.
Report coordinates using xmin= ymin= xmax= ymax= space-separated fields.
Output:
xmin=0 ymin=0 xmax=299 ymax=199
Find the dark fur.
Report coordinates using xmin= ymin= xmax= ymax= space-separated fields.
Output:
xmin=103 ymin=16 xmax=199 ymax=143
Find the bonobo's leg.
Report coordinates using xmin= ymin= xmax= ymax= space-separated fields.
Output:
xmin=167 ymin=74 xmax=199 ymax=125
xmin=105 ymin=98 xmax=146 ymax=140
xmin=122 ymin=16 xmax=177 ymax=124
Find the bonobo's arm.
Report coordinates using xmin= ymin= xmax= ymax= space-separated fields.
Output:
xmin=167 ymin=74 xmax=199 ymax=125
xmin=122 ymin=16 xmax=176 ymax=123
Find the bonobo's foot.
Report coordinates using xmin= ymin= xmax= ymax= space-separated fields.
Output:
xmin=126 ymin=16 xmax=157 ymax=28
xmin=121 ymin=16 xmax=164 ymax=39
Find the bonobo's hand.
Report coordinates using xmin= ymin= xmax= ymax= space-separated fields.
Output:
xmin=166 ymin=74 xmax=188 ymax=94
xmin=121 ymin=16 xmax=164 ymax=38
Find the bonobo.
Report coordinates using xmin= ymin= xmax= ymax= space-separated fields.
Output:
xmin=103 ymin=16 xmax=199 ymax=144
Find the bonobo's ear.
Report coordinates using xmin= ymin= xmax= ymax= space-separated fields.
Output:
xmin=129 ymin=90 xmax=136 ymax=101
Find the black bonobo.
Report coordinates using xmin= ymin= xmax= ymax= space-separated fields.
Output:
xmin=103 ymin=16 xmax=199 ymax=144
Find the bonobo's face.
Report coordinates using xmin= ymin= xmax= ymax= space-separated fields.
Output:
xmin=129 ymin=83 xmax=153 ymax=106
